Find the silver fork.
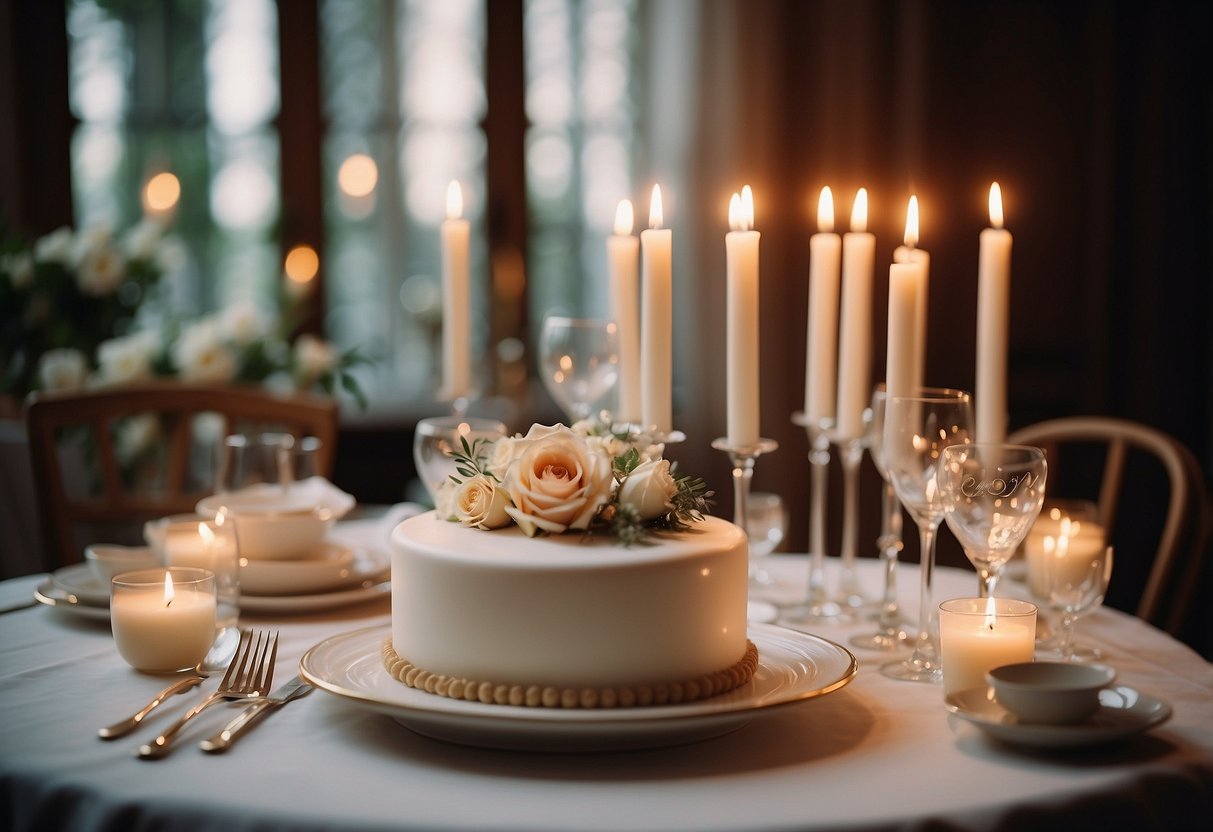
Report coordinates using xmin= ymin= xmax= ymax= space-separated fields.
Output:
xmin=136 ymin=630 xmax=277 ymax=759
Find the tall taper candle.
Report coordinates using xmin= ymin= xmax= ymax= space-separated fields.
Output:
xmin=976 ymin=182 xmax=1012 ymax=442
xmin=608 ymin=199 xmax=642 ymax=422
xmin=440 ymin=180 xmax=471 ymax=400
xmin=892 ymin=195 xmax=929 ymax=393
xmin=726 ymin=186 xmax=761 ymax=447
xmin=804 ymin=186 xmax=842 ymax=421
xmin=887 ymin=197 xmax=928 ymax=399
xmin=836 ymin=188 xmax=876 ymax=439
xmin=641 ymin=185 xmax=673 ymax=433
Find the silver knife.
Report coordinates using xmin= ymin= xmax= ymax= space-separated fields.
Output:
xmin=198 ymin=675 xmax=313 ymax=753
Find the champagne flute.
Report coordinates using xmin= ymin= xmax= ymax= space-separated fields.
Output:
xmin=880 ymin=389 xmax=973 ymax=683
xmin=850 ymin=384 xmax=911 ymax=651
xmin=938 ymin=443 xmax=1048 ymax=599
xmin=539 ymin=316 xmax=620 ymax=422
xmin=1038 ymin=544 xmax=1114 ymax=662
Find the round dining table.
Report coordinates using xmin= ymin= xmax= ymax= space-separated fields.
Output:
xmin=2 ymin=509 xmax=1211 ymax=832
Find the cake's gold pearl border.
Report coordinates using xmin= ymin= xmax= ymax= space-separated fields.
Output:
xmin=381 ymin=638 xmax=760 ymax=709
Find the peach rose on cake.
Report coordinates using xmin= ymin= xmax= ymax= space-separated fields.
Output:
xmin=617 ymin=458 xmax=678 ymax=521
xmin=499 ymin=424 xmax=613 ymax=536
xmin=453 ymin=474 xmax=512 ymax=530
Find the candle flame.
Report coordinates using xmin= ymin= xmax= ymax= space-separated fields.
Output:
xmin=198 ymin=522 xmax=215 ymax=545
xmin=903 ymin=195 xmax=920 ymax=248
xmin=729 ymin=186 xmax=754 ymax=231
xmin=851 ymin=188 xmax=868 ymax=233
xmin=445 ymin=180 xmax=463 ymax=221
xmin=983 ymin=595 xmax=998 ymax=630
xmin=817 ymin=186 xmax=835 ymax=233
xmin=648 ymin=184 xmax=664 ymax=229
xmin=614 ymin=199 xmax=634 ymax=236
xmin=989 ymin=182 xmax=1004 ymax=229
xmin=164 ymin=571 xmax=175 ymax=607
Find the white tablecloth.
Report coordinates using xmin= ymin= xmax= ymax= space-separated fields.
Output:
xmin=2 ymin=515 xmax=1211 ymax=832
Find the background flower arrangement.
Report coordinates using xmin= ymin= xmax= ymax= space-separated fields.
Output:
xmin=441 ymin=414 xmax=712 ymax=544
xmin=0 ymin=221 xmax=368 ymax=406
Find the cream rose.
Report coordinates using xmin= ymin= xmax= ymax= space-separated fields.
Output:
xmin=617 ymin=458 xmax=678 ymax=521
xmin=37 ymin=348 xmax=87 ymax=392
xmin=453 ymin=475 xmax=513 ymax=530
xmin=500 ymin=424 xmax=613 ymax=536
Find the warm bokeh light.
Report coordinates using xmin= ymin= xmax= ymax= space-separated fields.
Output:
xmin=817 ymin=186 xmax=835 ymax=233
xmin=648 ymin=184 xmax=663 ymax=229
xmin=284 ymin=244 xmax=320 ymax=284
xmin=904 ymin=195 xmax=920 ymax=248
xmin=989 ymin=182 xmax=1004 ymax=229
xmin=445 ymin=180 xmax=463 ymax=221
xmin=338 ymin=153 xmax=378 ymax=198
xmin=143 ymin=172 xmax=181 ymax=215
xmin=851 ymin=188 xmax=868 ymax=233
xmin=613 ymin=199 xmax=634 ymax=236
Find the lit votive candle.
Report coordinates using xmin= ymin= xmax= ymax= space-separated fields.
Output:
xmin=163 ymin=518 xmax=240 ymax=631
xmin=1024 ymin=519 xmax=1107 ymax=599
xmin=939 ymin=597 xmax=1037 ymax=698
xmin=111 ymin=567 xmax=217 ymax=672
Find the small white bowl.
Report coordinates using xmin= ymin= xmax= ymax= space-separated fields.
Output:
xmin=196 ymin=479 xmax=355 ymax=561
xmin=987 ymin=662 xmax=1117 ymax=725
xmin=84 ymin=544 xmax=160 ymax=584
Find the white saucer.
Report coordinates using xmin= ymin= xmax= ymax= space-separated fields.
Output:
xmin=48 ymin=563 xmax=111 ymax=606
xmin=239 ymin=579 xmax=390 ymax=613
xmin=946 ymin=684 xmax=1172 ymax=749
xmin=299 ymin=622 xmax=859 ymax=752
xmin=239 ymin=542 xmax=381 ymax=596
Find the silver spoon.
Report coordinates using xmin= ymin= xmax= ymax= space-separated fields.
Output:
xmin=98 ymin=630 xmax=241 ymax=739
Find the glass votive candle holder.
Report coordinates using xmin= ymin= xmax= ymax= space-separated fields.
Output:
xmin=161 ymin=517 xmax=240 ymax=635
xmin=111 ymin=567 xmax=217 ymax=672
xmin=939 ymin=598 xmax=1037 ymax=698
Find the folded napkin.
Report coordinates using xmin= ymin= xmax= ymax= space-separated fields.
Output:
xmin=197 ymin=477 xmax=357 ymax=520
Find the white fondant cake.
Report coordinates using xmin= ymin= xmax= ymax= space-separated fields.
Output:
xmin=387 ymin=511 xmax=754 ymax=706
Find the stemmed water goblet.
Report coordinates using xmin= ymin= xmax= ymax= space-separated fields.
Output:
xmin=849 ymin=384 xmax=911 ymax=651
xmin=880 ymin=389 xmax=973 ymax=683
xmin=538 ymin=316 xmax=620 ymax=422
xmin=938 ymin=443 xmax=1048 ymax=599
xmin=413 ymin=416 xmax=508 ymax=507
xmin=1037 ymin=543 xmax=1114 ymax=662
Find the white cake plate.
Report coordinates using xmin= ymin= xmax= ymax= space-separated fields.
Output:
xmin=299 ymin=622 xmax=858 ymax=752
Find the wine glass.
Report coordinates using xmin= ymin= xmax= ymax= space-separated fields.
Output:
xmin=938 ymin=443 xmax=1048 ymax=599
xmin=850 ymin=384 xmax=911 ymax=651
xmin=880 ymin=389 xmax=973 ymax=683
xmin=539 ymin=316 xmax=620 ymax=422
xmin=413 ymin=416 xmax=508 ymax=507
xmin=745 ymin=491 xmax=786 ymax=605
xmin=1037 ymin=543 xmax=1114 ymax=662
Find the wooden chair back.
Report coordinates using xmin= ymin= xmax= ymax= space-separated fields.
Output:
xmin=1008 ymin=416 xmax=1208 ymax=636
xmin=26 ymin=382 xmax=339 ymax=569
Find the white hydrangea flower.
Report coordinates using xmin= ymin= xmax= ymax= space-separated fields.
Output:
xmin=293 ymin=334 xmax=337 ymax=384
xmin=74 ymin=228 xmax=127 ymax=296
xmin=33 ymin=227 xmax=74 ymax=264
xmin=221 ymin=299 xmax=268 ymax=346
xmin=37 ymin=348 xmax=87 ymax=392
xmin=96 ymin=331 xmax=158 ymax=386
xmin=173 ymin=320 xmax=237 ymax=382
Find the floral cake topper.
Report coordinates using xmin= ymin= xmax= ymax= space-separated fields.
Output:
xmin=438 ymin=413 xmax=711 ymax=544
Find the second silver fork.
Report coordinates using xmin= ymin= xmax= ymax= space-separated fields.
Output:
xmin=136 ymin=629 xmax=277 ymax=759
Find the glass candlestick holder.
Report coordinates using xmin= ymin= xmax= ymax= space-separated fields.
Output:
xmin=832 ymin=431 xmax=869 ymax=612
xmin=779 ymin=412 xmax=848 ymax=626
xmin=711 ymin=435 xmax=779 ymax=622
